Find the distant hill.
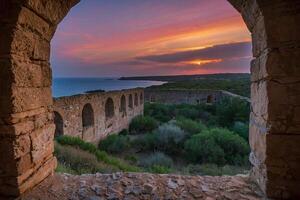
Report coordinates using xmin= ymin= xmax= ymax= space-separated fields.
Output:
xmin=120 ymin=73 xmax=251 ymax=97
xmin=119 ymin=73 xmax=250 ymax=82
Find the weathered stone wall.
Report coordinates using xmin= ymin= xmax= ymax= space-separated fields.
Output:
xmin=53 ymin=89 xmax=144 ymax=144
xmin=0 ymin=0 xmax=78 ymax=197
xmin=230 ymin=0 xmax=300 ymax=199
xmin=145 ymin=89 xmax=250 ymax=105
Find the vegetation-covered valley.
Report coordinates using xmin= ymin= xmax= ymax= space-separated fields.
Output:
xmin=55 ymin=97 xmax=250 ymax=176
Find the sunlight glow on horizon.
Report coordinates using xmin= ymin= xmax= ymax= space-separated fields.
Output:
xmin=51 ymin=0 xmax=252 ymax=77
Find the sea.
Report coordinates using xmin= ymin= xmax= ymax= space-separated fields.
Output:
xmin=52 ymin=78 xmax=165 ymax=97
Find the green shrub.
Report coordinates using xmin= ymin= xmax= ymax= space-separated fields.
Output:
xmin=150 ymin=165 xmax=172 ymax=174
xmin=184 ymin=128 xmax=249 ymax=165
xmin=231 ymin=121 xmax=249 ymax=140
xmin=215 ymin=97 xmax=250 ymax=128
xmin=55 ymin=142 xmax=117 ymax=174
xmin=56 ymin=135 xmax=97 ymax=153
xmin=144 ymin=103 xmax=173 ymax=122
xmin=56 ymin=136 xmax=142 ymax=172
xmin=129 ymin=115 xmax=158 ymax=134
xmin=175 ymin=117 xmax=207 ymax=135
xmin=124 ymin=155 xmax=138 ymax=164
xmin=183 ymin=164 xmax=249 ymax=176
xmin=119 ymin=129 xmax=129 ymax=136
xmin=184 ymin=134 xmax=226 ymax=165
xmin=99 ymin=134 xmax=131 ymax=154
xmin=153 ymin=123 xmax=186 ymax=154
xmin=175 ymin=107 xmax=200 ymax=120
xmin=139 ymin=152 xmax=173 ymax=168
xmin=56 ymin=163 xmax=77 ymax=174
xmin=132 ymin=133 xmax=157 ymax=151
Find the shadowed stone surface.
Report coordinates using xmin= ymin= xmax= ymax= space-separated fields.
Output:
xmin=21 ymin=173 xmax=263 ymax=200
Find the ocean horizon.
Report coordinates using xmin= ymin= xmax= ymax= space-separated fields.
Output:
xmin=52 ymin=77 xmax=165 ymax=97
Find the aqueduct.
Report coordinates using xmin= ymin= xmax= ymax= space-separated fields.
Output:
xmin=53 ymin=89 xmax=144 ymax=143
xmin=0 ymin=0 xmax=299 ymax=199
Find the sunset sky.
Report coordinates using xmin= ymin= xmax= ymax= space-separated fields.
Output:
xmin=51 ymin=0 xmax=252 ymax=77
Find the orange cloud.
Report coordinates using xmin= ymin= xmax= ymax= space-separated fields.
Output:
xmin=184 ymin=59 xmax=223 ymax=66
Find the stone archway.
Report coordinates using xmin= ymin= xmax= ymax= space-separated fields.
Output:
xmin=206 ymin=95 xmax=213 ymax=104
xmin=105 ymin=98 xmax=115 ymax=119
xmin=128 ymin=94 xmax=133 ymax=109
xmin=82 ymin=103 xmax=95 ymax=141
xmin=54 ymin=111 xmax=64 ymax=137
xmin=0 ymin=0 xmax=300 ymax=198
xmin=120 ymin=95 xmax=127 ymax=116
xmin=134 ymin=93 xmax=138 ymax=106
xmin=140 ymin=93 xmax=144 ymax=105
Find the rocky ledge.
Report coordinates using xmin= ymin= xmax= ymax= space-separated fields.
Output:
xmin=21 ymin=173 xmax=263 ymax=200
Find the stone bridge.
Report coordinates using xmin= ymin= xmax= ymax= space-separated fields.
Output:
xmin=53 ymin=89 xmax=144 ymax=144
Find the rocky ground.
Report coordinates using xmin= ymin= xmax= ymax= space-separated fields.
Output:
xmin=20 ymin=173 xmax=263 ymax=200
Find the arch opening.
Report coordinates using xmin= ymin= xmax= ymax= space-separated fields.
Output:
xmin=54 ymin=111 xmax=64 ymax=137
xmin=82 ymin=103 xmax=95 ymax=128
xmin=134 ymin=93 xmax=138 ymax=106
xmin=105 ymin=98 xmax=115 ymax=119
xmin=128 ymin=94 xmax=133 ymax=109
xmin=120 ymin=95 xmax=127 ymax=116
xmin=140 ymin=93 xmax=144 ymax=105
xmin=207 ymin=95 xmax=213 ymax=104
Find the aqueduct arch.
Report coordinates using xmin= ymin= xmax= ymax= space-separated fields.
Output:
xmin=53 ymin=111 xmax=64 ymax=137
xmin=105 ymin=98 xmax=115 ymax=119
xmin=0 ymin=0 xmax=299 ymax=198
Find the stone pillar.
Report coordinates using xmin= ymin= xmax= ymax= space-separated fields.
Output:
xmin=236 ymin=0 xmax=300 ymax=199
xmin=0 ymin=0 xmax=79 ymax=197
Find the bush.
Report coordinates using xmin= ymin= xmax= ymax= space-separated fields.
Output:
xmin=139 ymin=152 xmax=173 ymax=168
xmin=175 ymin=107 xmax=200 ymax=120
xmin=56 ymin=136 xmax=142 ymax=172
xmin=119 ymin=129 xmax=129 ymax=136
xmin=144 ymin=103 xmax=175 ymax=123
xmin=129 ymin=115 xmax=158 ymax=134
xmin=184 ymin=128 xmax=249 ymax=165
xmin=55 ymin=143 xmax=117 ymax=174
xmin=56 ymin=135 xmax=98 ymax=153
xmin=184 ymin=134 xmax=226 ymax=165
xmin=215 ymin=97 xmax=250 ymax=128
xmin=183 ymin=164 xmax=249 ymax=176
xmin=175 ymin=117 xmax=207 ymax=135
xmin=56 ymin=163 xmax=77 ymax=174
xmin=99 ymin=134 xmax=131 ymax=154
xmin=150 ymin=165 xmax=172 ymax=174
xmin=231 ymin=121 xmax=249 ymax=140
xmin=153 ymin=123 xmax=186 ymax=154
xmin=132 ymin=133 xmax=157 ymax=151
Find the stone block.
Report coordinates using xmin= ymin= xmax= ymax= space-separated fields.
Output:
xmin=26 ymin=0 xmax=80 ymax=25
xmin=261 ymin=1 xmax=300 ymax=49
xmin=267 ymin=80 xmax=300 ymax=134
xmin=18 ymin=156 xmax=56 ymax=194
xmin=30 ymin=124 xmax=55 ymax=165
xmin=7 ymin=56 xmax=52 ymax=88
xmin=10 ymin=86 xmax=52 ymax=114
xmin=249 ymin=115 xmax=267 ymax=162
xmin=251 ymin=81 xmax=268 ymax=118
xmin=240 ymin=0 xmax=261 ymax=32
xmin=0 ymin=120 xmax=34 ymax=136
xmin=251 ymin=15 xmax=267 ymax=57
xmin=10 ymin=26 xmax=50 ymax=61
xmin=17 ymin=7 xmax=53 ymax=41
xmin=0 ymin=156 xmax=56 ymax=197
